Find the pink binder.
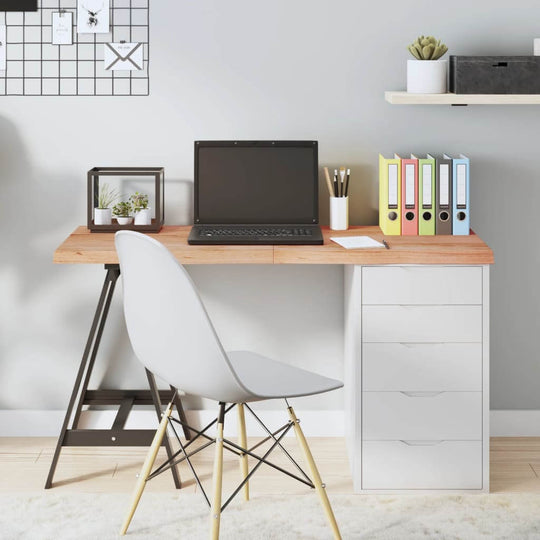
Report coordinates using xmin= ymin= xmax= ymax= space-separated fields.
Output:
xmin=398 ymin=155 xmax=418 ymax=236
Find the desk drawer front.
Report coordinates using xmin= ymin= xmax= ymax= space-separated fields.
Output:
xmin=362 ymin=266 xmax=482 ymax=305
xmin=362 ymin=343 xmax=482 ymax=391
xmin=362 ymin=441 xmax=483 ymax=490
xmin=363 ymin=391 xmax=482 ymax=440
xmin=362 ymin=305 xmax=482 ymax=343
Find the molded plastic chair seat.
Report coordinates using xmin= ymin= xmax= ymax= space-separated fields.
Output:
xmin=227 ymin=350 xmax=343 ymax=401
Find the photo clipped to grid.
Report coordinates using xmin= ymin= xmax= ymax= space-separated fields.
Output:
xmin=0 ymin=0 xmax=149 ymax=96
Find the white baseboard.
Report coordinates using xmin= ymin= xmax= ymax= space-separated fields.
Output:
xmin=490 ymin=410 xmax=540 ymax=437
xmin=2 ymin=409 xmax=539 ymax=438
xmin=0 ymin=411 xmax=67 ymax=437
xmin=0 ymin=409 xmax=345 ymax=438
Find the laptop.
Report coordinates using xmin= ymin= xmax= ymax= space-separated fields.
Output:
xmin=188 ymin=140 xmax=324 ymax=245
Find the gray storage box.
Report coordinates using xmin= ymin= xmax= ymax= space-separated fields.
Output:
xmin=449 ymin=56 xmax=540 ymax=94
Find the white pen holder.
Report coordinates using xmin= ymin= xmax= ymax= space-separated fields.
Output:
xmin=330 ymin=196 xmax=349 ymax=231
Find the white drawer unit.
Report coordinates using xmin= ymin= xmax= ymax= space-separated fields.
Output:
xmin=362 ymin=305 xmax=482 ymax=343
xmin=344 ymin=264 xmax=489 ymax=493
xmin=362 ymin=266 xmax=482 ymax=305
xmin=363 ymin=391 xmax=482 ymax=440
xmin=362 ymin=343 xmax=482 ymax=391
xmin=362 ymin=441 xmax=483 ymax=490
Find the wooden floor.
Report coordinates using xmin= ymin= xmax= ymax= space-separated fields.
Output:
xmin=0 ymin=437 xmax=539 ymax=494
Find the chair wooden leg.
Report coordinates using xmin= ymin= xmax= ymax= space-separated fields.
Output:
xmin=120 ymin=401 xmax=174 ymax=536
xmin=237 ymin=403 xmax=250 ymax=501
xmin=210 ymin=403 xmax=226 ymax=540
xmin=287 ymin=405 xmax=342 ymax=540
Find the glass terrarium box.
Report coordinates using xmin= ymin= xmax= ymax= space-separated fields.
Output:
xmin=87 ymin=167 xmax=164 ymax=233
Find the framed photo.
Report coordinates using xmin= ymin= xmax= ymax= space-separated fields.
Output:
xmin=0 ymin=0 xmax=37 ymax=10
xmin=77 ymin=0 xmax=109 ymax=34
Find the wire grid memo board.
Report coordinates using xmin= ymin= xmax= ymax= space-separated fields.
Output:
xmin=0 ymin=0 xmax=149 ymax=96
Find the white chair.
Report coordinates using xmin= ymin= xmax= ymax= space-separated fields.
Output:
xmin=115 ymin=231 xmax=343 ymax=539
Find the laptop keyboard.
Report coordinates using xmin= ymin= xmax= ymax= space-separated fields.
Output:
xmin=199 ymin=226 xmax=314 ymax=238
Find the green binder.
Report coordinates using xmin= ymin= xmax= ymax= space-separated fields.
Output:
xmin=416 ymin=154 xmax=436 ymax=236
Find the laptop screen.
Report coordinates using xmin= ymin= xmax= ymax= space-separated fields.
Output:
xmin=194 ymin=141 xmax=318 ymax=224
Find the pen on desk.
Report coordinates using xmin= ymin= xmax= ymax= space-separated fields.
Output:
xmin=382 ymin=240 xmax=390 ymax=250
xmin=339 ymin=167 xmax=346 ymax=197
xmin=333 ymin=169 xmax=339 ymax=197
xmin=344 ymin=168 xmax=351 ymax=197
xmin=323 ymin=167 xmax=334 ymax=197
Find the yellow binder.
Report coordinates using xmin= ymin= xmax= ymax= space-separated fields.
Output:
xmin=379 ymin=154 xmax=401 ymax=235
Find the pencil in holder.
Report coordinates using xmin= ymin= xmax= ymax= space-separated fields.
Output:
xmin=330 ymin=196 xmax=349 ymax=230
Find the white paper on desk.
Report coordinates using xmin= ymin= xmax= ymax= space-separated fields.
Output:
xmin=331 ymin=236 xmax=385 ymax=249
xmin=0 ymin=26 xmax=5 ymax=72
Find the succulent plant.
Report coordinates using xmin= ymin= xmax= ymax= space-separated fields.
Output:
xmin=113 ymin=201 xmax=131 ymax=217
xmin=129 ymin=192 xmax=149 ymax=213
xmin=407 ymin=36 xmax=448 ymax=60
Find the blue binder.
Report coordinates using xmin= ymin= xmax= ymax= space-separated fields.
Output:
xmin=445 ymin=154 xmax=470 ymax=236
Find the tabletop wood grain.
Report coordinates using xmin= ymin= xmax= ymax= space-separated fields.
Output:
xmin=54 ymin=226 xmax=494 ymax=265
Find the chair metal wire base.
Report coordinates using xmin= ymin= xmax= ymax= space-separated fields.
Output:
xmin=145 ymin=402 xmax=315 ymax=513
xmin=120 ymin=399 xmax=341 ymax=539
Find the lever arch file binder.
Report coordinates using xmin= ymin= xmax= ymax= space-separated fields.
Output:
xmin=416 ymin=154 xmax=436 ymax=236
xmin=398 ymin=154 xmax=418 ymax=236
xmin=435 ymin=156 xmax=453 ymax=235
xmin=379 ymin=154 xmax=401 ymax=235
xmin=445 ymin=154 xmax=470 ymax=236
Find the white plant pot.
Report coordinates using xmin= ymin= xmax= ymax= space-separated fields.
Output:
xmin=407 ymin=59 xmax=448 ymax=94
xmin=116 ymin=216 xmax=133 ymax=226
xmin=134 ymin=208 xmax=152 ymax=226
xmin=94 ymin=207 xmax=112 ymax=225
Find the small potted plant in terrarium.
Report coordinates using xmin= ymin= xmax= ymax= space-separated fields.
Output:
xmin=113 ymin=201 xmax=133 ymax=225
xmin=94 ymin=183 xmax=118 ymax=226
xmin=407 ymin=35 xmax=448 ymax=94
xmin=130 ymin=192 xmax=151 ymax=225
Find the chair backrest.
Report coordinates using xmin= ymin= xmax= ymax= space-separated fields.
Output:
xmin=115 ymin=231 xmax=249 ymax=403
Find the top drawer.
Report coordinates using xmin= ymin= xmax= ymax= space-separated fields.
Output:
xmin=362 ymin=266 xmax=482 ymax=305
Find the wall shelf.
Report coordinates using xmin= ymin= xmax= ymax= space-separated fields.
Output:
xmin=385 ymin=91 xmax=540 ymax=106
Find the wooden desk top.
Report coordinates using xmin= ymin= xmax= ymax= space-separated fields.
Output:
xmin=54 ymin=226 xmax=494 ymax=265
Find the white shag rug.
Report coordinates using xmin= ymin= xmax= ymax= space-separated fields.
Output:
xmin=2 ymin=492 xmax=540 ymax=540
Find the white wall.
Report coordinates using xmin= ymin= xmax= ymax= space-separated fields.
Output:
xmin=1 ymin=0 xmax=540 ymax=425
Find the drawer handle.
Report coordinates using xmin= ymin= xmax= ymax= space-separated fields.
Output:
xmin=400 ymin=391 xmax=444 ymax=398
xmin=399 ymin=342 xmax=446 ymax=347
xmin=400 ymin=440 xmax=444 ymax=447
